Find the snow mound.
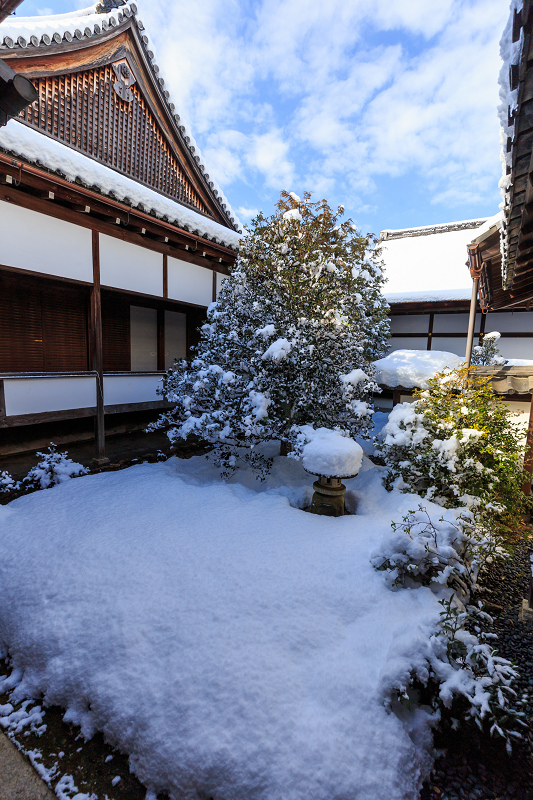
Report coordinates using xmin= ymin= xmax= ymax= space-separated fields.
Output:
xmin=374 ymin=350 xmax=463 ymax=389
xmin=298 ymin=426 xmax=364 ymax=477
xmin=0 ymin=452 xmax=443 ymax=800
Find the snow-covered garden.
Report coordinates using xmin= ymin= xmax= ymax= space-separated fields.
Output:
xmin=0 ymin=193 xmax=530 ymax=800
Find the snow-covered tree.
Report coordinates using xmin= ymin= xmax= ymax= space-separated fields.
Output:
xmin=152 ymin=192 xmax=390 ymax=475
xmin=471 ymin=331 xmax=508 ymax=366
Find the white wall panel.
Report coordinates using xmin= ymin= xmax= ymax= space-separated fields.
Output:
xmin=485 ymin=312 xmax=533 ymax=333
xmin=168 ymin=257 xmax=213 ymax=306
xmin=390 ymin=315 xmax=430 ymax=334
xmin=430 ymin=337 xmax=467 ymax=356
xmin=99 ymin=235 xmax=163 ymax=295
xmin=0 ymin=200 xmax=92 ymax=282
xmin=497 ymin=337 xmax=533 ymax=360
xmin=103 ymin=374 xmax=162 ymax=406
xmin=4 ymin=377 xmax=96 ymax=416
xmin=389 ymin=337 xmax=428 ymax=352
xmin=433 ymin=313 xmax=471 ymax=334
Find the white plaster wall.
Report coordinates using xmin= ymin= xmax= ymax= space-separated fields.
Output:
xmin=168 ymin=257 xmax=213 ymax=306
xmin=0 ymin=200 xmax=92 ymax=282
xmin=389 ymin=337 xmax=428 ymax=352
xmin=390 ymin=315 xmax=430 ymax=334
xmin=486 ymin=311 xmax=533 ymax=332
xmin=433 ymin=314 xmax=471 ymax=333
xmin=497 ymin=338 xmax=533 ymax=360
xmin=430 ymin=337 xmax=467 ymax=356
xmin=99 ymin=235 xmax=163 ymax=296
xmin=4 ymin=376 xmax=96 ymax=416
xmin=103 ymin=374 xmax=162 ymax=406
xmin=505 ymin=400 xmax=531 ymax=433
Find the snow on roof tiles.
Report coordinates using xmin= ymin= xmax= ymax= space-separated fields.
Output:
xmin=379 ymin=218 xmax=489 ymax=298
xmin=0 ymin=120 xmax=241 ymax=248
xmin=0 ymin=1 xmax=242 ymax=236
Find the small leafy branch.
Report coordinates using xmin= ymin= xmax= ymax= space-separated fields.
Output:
xmin=0 ymin=445 xmax=87 ymax=501
xmin=428 ymin=598 xmax=525 ymax=752
xmin=372 ymin=504 xmax=505 ymax=602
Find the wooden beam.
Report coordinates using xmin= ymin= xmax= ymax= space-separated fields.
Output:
xmin=90 ymin=230 xmax=106 ymax=461
xmin=427 ymin=312 xmax=434 ymax=351
xmin=104 ymin=400 xmax=171 ymax=415
xmin=0 ymin=407 xmax=97 ymax=428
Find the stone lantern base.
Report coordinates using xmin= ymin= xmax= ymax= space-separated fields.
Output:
xmin=309 ymin=475 xmax=347 ymax=517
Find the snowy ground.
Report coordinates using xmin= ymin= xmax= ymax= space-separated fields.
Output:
xmin=0 ymin=443 xmax=448 ymax=800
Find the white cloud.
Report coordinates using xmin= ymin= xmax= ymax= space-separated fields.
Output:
xmin=140 ymin=0 xmax=509 ymax=221
xmin=237 ymin=206 xmax=260 ymax=221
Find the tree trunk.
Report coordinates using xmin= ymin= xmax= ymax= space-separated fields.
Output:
xmin=280 ymin=440 xmax=293 ymax=457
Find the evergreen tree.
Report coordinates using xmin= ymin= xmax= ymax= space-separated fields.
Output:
xmin=471 ymin=331 xmax=508 ymax=366
xmin=151 ymin=192 xmax=390 ymax=476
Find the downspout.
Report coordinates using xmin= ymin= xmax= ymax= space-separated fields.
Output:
xmin=465 ymin=244 xmax=482 ymax=368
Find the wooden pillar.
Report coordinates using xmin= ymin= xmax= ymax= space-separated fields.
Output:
xmin=466 ymin=244 xmax=481 ymax=369
xmin=478 ymin=307 xmax=487 ymax=344
xmin=90 ymin=230 xmax=106 ymax=460
xmin=465 ymin=278 xmax=479 ymax=368
xmin=212 ymin=269 xmax=217 ymax=302
xmin=522 ymin=393 xmax=533 ymax=497
xmin=427 ymin=312 xmax=434 ymax=351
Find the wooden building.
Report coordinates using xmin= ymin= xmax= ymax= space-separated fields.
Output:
xmin=380 ymin=217 xmax=533 ymax=360
xmin=0 ymin=1 xmax=240 ymax=457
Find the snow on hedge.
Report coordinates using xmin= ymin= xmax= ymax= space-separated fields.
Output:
xmin=0 ymin=449 xmax=445 ymax=800
xmin=374 ymin=349 xmax=463 ymax=389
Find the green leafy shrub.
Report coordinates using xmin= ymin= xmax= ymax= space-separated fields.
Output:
xmin=375 ymin=366 xmax=531 ymax=530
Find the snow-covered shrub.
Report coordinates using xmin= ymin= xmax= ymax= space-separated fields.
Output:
xmin=22 ymin=444 xmax=88 ymax=490
xmin=151 ymin=191 xmax=390 ymax=477
xmin=0 ymin=471 xmax=18 ymax=494
xmin=386 ymin=597 xmax=526 ymax=753
xmin=471 ymin=331 xmax=508 ymax=366
xmin=371 ymin=505 xmax=503 ymax=601
xmin=376 ymin=366 xmax=530 ymax=530
xmin=375 ymin=505 xmax=525 ymax=750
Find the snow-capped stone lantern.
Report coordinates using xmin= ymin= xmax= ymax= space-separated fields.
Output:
xmin=300 ymin=428 xmax=364 ymax=517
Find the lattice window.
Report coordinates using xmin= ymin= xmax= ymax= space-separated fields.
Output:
xmin=21 ymin=64 xmax=211 ymax=217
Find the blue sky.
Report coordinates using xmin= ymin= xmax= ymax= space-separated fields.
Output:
xmin=15 ymin=0 xmax=509 ymax=236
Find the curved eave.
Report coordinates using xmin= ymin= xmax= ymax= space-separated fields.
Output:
xmin=0 ymin=7 xmax=240 ymax=234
